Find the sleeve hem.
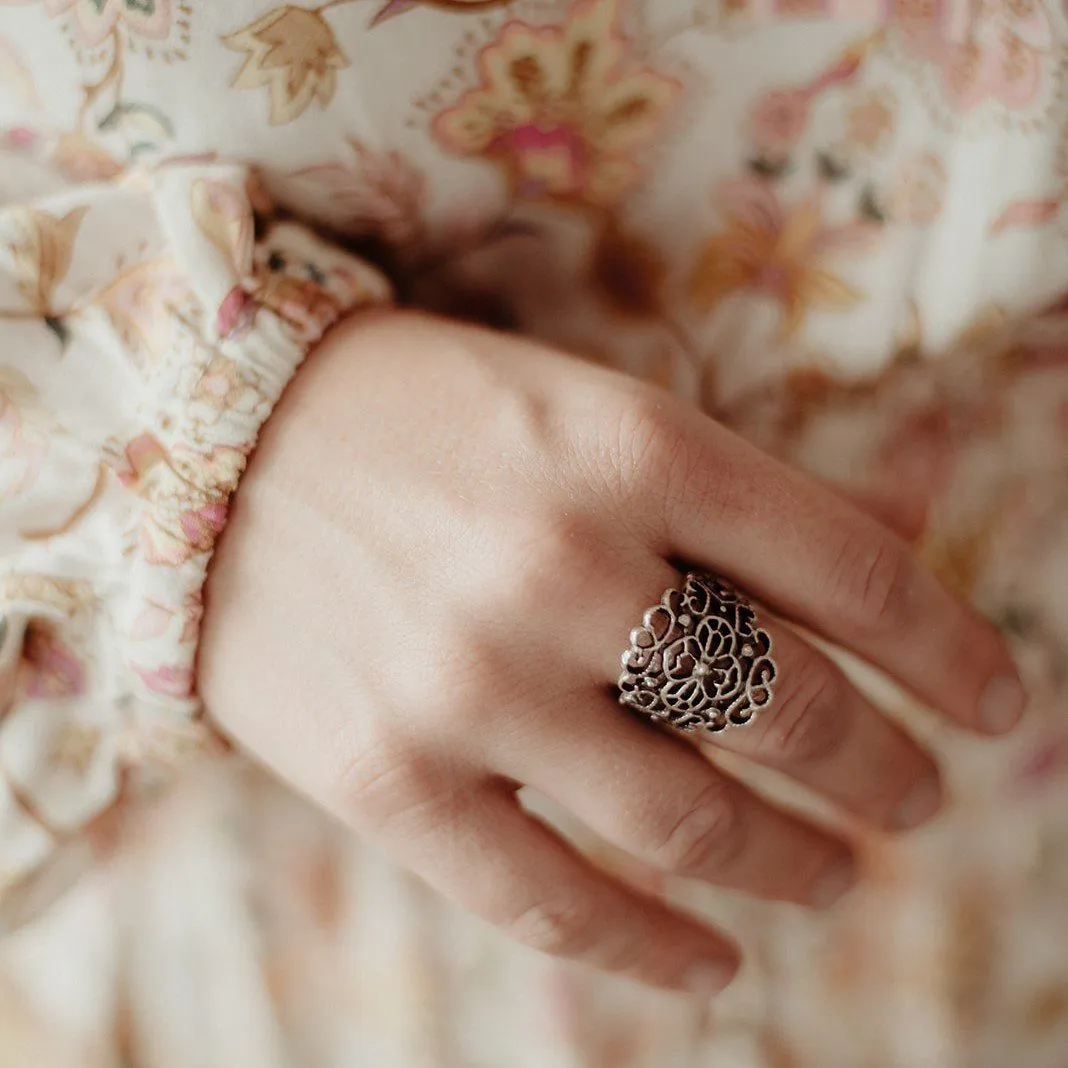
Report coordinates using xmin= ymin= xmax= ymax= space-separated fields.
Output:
xmin=0 ymin=160 xmax=394 ymax=920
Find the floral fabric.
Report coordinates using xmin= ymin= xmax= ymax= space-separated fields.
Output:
xmin=0 ymin=1 xmax=1066 ymax=1066
xmin=0 ymin=155 xmax=391 ymax=913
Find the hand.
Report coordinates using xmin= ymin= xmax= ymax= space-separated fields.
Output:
xmin=200 ymin=311 xmax=1025 ymax=994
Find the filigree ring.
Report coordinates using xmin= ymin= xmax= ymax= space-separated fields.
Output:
xmin=618 ymin=572 xmax=777 ymax=734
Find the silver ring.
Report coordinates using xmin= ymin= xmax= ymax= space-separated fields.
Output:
xmin=618 ymin=571 xmax=777 ymax=734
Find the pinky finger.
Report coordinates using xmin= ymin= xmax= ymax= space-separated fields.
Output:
xmin=388 ymin=779 xmax=741 ymax=995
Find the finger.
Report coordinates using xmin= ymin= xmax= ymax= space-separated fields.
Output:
xmin=705 ymin=616 xmax=942 ymax=831
xmin=654 ymin=406 xmax=1025 ymax=734
xmin=497 ymin=694 xmax=856 ymax=909
xmin=362 ymin=775 xmax=741 ymax=993
xmin=821 ymin=476 xmax=927 ymax=544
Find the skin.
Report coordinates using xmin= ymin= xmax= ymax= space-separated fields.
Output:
xmin=200 ymin=310 xmax=1026 ymax=995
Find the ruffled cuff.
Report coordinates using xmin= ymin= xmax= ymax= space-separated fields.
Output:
xmin=0 ymin=161 xmax=392 ymax=922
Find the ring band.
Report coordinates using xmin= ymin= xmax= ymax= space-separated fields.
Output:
xmin=618 ymin=571 xmax=777 ymax=734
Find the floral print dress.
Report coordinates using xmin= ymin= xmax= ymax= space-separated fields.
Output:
xmin=1 ymin=2 xmax=1068 ymax=1066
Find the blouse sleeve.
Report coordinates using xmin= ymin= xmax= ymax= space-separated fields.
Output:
xmin=0 ymin=153 xmax=393 ymax=925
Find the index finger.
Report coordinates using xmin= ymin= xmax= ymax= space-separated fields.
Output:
xmin=653 ymin=404 xmax=1025 ymax=735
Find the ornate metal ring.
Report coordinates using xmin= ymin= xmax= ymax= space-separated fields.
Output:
xmin=618 ymin=571 xmax=777 ymax=734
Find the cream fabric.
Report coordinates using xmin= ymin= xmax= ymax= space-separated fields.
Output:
xmin=0 ymin=2 xmax=1066 ymax=1065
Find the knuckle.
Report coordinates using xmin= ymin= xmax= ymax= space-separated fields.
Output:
xmin=421 ymin=627 xmax=509 ymax=718
xmin=496 ymin=511 xmax=606 ymax=615
xmin=329 ymin=737 xmax=442 ymax=831
xmin=501 ymin=895 xmax=600 ymax=958
xmin=650 ymin=782 xmax=744 ymax=875
xmin=829 ymin=529 xmax=912 ymax=634
xmin=760 ymin=662 xmax=846 ymax=765
xmin=609 ymin=390 xmax=694 ymax=502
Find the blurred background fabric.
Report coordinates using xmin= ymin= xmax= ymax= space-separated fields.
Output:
xmin=1 ymin=1 xmax=1068 ymax=1064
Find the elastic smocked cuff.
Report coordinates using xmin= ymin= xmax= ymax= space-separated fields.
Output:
xmin=0 ymin=162 xmax=392 ymax=914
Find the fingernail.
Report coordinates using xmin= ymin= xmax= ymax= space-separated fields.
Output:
xmin=890 ymin=773 xmax=943 ymax=831
xmin=683 ymin=958 xmax=737 ymax=999
xmin=978 ymin=674 xmax=1027 ymax=734
xmin=811 ymin=855 xmax=856 ymax=910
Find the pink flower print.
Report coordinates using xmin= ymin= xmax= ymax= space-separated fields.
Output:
xmin=129 ymin=596 xmax=203 ymax=643
xmin=179 ymin=501 xmax=228 ymax=553
xmin=892 ymin=0 xmax=1053 ymax=112
xmin=750 ymin=90 xmax=811 ymax=159
xmin=133 ymin=662 xmax=194 ymax=699
xmin=1017 ymin=733 xmax=1068 ymax=793
xmin=140 ymin=500 xmax=227 ymax=567
xmin=746 ymin=38 xmax=875 ymax=160
xmin=44 ymin=0 xmax=176 ymax=51
xmin=129 ymin=601 xmax=174 ymax=641
xmin=2 ymin=127 xmax=39 ymax=152
xmin=180 ymin=593 xmax=203 ymax=644
xmin=989 ymin=198 xmax=1060 ymax=234
xmin=125 ymin=432 xmax=164 ymax=473
xmin=23 ymin=627 xmax=86 ymax=699
xmin=215 ymin=285 xmax=259 ymax=341
xmin=110 ymin=431 xmax=169 ymax=495
xmin=432 ymin=0 xmax=682 ymax=207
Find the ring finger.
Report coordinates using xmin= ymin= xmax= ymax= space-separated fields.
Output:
xmin=703 ymin=611 xmax=943 ymax=832
xmin=594 ymin=567 xmax=942 ymax=834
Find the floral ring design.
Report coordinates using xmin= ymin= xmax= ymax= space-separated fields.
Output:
xmin=618 ymin=572 xmax=777 ymax=734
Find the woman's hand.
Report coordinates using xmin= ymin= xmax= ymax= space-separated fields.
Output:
xmin=200 ymin=311 xmax=1025 ymax=994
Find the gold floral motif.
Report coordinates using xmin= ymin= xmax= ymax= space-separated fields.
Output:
xmin=257 ymin=273 xmax=346 ymax=337
xmin=888 ymin=152 xmax=946 ymax=226
xmin=94 ymin=258 xmax=195 ymax=366
xmin=190 ymin=179 xmax=255 ymax=273
xmin=139 ymin=495 xmax=227 ymax=568
xmin=918 ymin=525 xmax=994 ymax=599
xmin=223 ymin=7 xmax=349 ymax=125
xmin=4 ymin=206 xmax=88 ymax=316
xmin=0 ymin=367 xmax=51 ymax=503
xmin=845 ymin=89 xmax=896 ymax=154
xmin=169 ymin=443 xmax=246 ymax=499
xmin=433 ymin=0 xmax=682 ymax=207
xmin=187 ymin=354 xmax=264 ymax=416
xmin=51 ymin=133 xmax=125 ymax=182
xmin=1025 ymin=984 xmax=1068 ymax=1031
xmin=689 ymin=178 xmax=876 ymax=340
xmin=49 ymin=724 xmax=101 ymax=774
xmin=2 ymin=574 xmax=92 ymax=617
xmin=20 ymin=463 xmax=109 ymax=542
